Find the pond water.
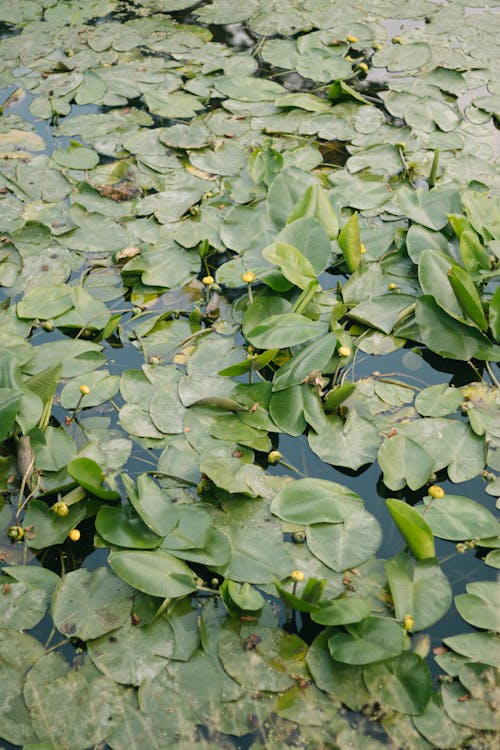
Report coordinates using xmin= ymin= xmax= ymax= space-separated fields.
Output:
xmin=0 ymin=1 xmax=499 ymax=749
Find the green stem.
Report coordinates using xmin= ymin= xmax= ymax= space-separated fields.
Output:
xmin=294 ymin=281 xmax=320 ymax=315
xmin=428 ymin=148 xmax=439 ymax=188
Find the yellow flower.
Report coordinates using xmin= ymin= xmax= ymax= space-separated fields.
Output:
xmin=79 ymin=385 xmax=90 ymax=395
xmin=338 ymin=346 xmax=351 ymax=357
xmin=428 ymin=485 xmax=445 ymax=499
xmin=68 ymin=529 xmax=80 ymax=542
xmin=357 ymin=62 xmax=369 ymax=72
xmin=202 ymin=275 xmax=214 ymax=285
xmin=242 ymin=271 xmax=256 ymax=284
xmin=360 ymin=243 xmax=367 ymax=254
xmin=402 ymin=614 xmax=414 ymax=631
xmin=52 ymin=501 xmax=69 ymax=517
xmin=346 ymin=34 xmax=358 ymax=43
xmin=291 ymin=570 xmax=305 ymax=582
xmin=268 ymin=450 xmax=282 ymax=464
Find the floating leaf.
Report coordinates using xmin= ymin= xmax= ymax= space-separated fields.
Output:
xmin=416 ymin=495 xmax=499 ymax=541
xmin=52 ymin=567 xmax=132 ymax=640
xmin=363 ymin=652 xmax=432 ymax=715
xmin=454 ymin=581 xmax=500 ymax=631
xmin=109 ymin=549 xmax=197 ymax=598
xmin=67 ymin=457 xmax=120 ymax=500
xmin=328 ymin=617 xmax=407 ymax=665
xmin=385 ymin=552 xmax=451 ymax=631
xmin=270 ymin=477 xmax=362 ymax=525
xmin=307 ymin=509 xmax=382 ymax=572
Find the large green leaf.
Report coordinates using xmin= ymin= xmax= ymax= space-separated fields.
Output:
xmin=416 ymin=296 xmax=500 ymax=361
xmin=378 ymin=434 xmax=435 ymax=491
xmin=328 ymin=617 xmax=407 ymax=665
xmin=307 ymin=509 xmax=382 ymax=572
xmin=385 ymin=552 xmax=451 ymax=631
xmin=109 ymin=549 xmax=198 ymax=598
xmin=271 ymin=477 xmax=362 ymax=525
xmin=416 ymin=495 xmax=499 ymax=541
xmin=443 ymin=633 xmax=500 ymax=668
xmin=95 ymin=506 xmax=164 ymax=549
xmin=51 ymin=567 xmax=132 ymax=640
xmin=454 ymin=581 xmax=500 ymax=631
xmin=363 ymin=652 xmax=432 ymax=715
xmin=127 ymin=474 xmax=179 ymax=537
xmin=262 ymin=241 xmax=317 ymax=290
xmin=272 ymin=333 xmax=337 ymax=391
xmin=67 ymin=457 xmax=120 ymax=500
xmin=246 ymin=313 xmax=327 ymax=349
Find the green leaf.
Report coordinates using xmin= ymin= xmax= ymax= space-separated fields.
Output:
xmin=308 ymin=413 xmax=380 ymax=470
xmin=246 ymin=313 xmax=327 ymax=349
xmin=385 ymin=552 xmax=451 ymax=631
xmin=17 ymin=284 xmax=73 ymax=320
xmin=269 ymin=384 xmax=307 ymax=436
xmin=460 ymin=228 xmax=491 ymax=275
xmin=416 ymin=296 xmax=500 ymax=361
xmin=414 ymin=383 xmax=462 ymax=417
xmin=51 ymin=567 xmax=132 ymax=640
xmin=270 ymin=477 xmax=362 ymax=525
xmin=378 ymin=434 xmax=435 ymax=491
xmin=386 ymin=498 xmax=436 ymax=560
xmin=220 ymin=580 xmax=264 ymax=617
xmin=67 ymin=456 xmax=120 ymax=500
xmin=441 ymin=681 xmax=500 ymax=731
xmin=328 ymin=617 xmax=407 ymax=665
xmin=443 ymin=632 xmax=500 ymax=668
xmin=95 ymin=506 xmax=164 ymax=549
xmin=338 ymin=212 xmax=361 ymax=272
xmin=0 ymin=388 xmax=21 ymax=441
xmin=272 ymin=334 xmax=336 ymax=391
xmin=262 ymin=241 xmax=317 ymax=290
xmin=23 ymin=500 xmax=88 ymax=550
xmin=455 ymin=581 xmax=500 ymax=631
xmin=307 ymin=630 xmax=371 ymax=711
xmin=311 ymin=597 xmax=371 ymax=626
xmin=363 ymin=652 xmax=432 ymax=715
xmin=127 ymin=474 xmax=178 ymax=537
xmin=416 ymin=494 xmax=499 ymax=540
xmin=109 ymin=549 xmax=198 ymax=598
xmin=489 ymin=285 xmax=500 ymax=342
xmin=307 ymin=509 xmax=382 ymax=572
xmin=448 ymin=264 xmax=488 ymax=330
xmin=218 ymin=348 xmax=279 ymax=377
xmin=413 ymin=693 xmax=472 ymax=749
xmin=286 ymin=184 xmax=339 ymax=239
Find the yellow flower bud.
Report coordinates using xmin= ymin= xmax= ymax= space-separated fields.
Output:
xmin=68 ymin=529 xmax=80 ymax=542
xmin=346 ymin=34 xmax=358 ymax=43
xmin=357 ymin=62 xmax=369 ymax=72
xmin=403 ymin=614 xmax=414 ymax=631
xmin=7 ymin=525 xmax=24 ymax=542
xmin=242 ymin=271 xmax=256 ymax=284
xmin=428 ymin=485 xmax=445 ymax=499
xmin=268 ymin=450 xmax=282 ymax=464
xmin=360 ymin=243 xmax=367 ymax=254
xmin=202 ymin=275 xmax=214 ymax=285
xmin=52 ymin=501 xmax=69 ymax=517
xmin=338 ymin=346 xmax=351 ymax=357
xmin=291 ymin=570 xmax=305 ymax=582
xmin=388 ymin=282 xmax=398 ymax=291
xmin=79 ymin=385 xmax=90 ymax=395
